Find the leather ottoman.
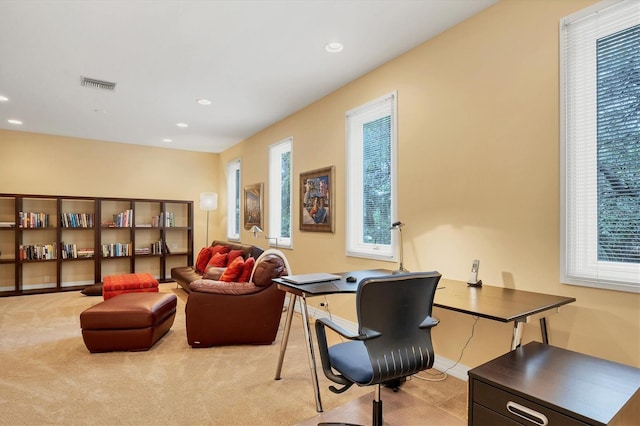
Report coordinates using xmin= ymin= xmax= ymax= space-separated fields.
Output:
xmin=80 ymin=292 xmax=177 ymax=353
xmin=103 ymin=272 xmax=159 ymax=300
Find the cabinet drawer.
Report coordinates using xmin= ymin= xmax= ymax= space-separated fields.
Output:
xmin=472 ymin=402 xmax=522 ymax=426
xmin=472 ymin=380 xmax=587 ymax=426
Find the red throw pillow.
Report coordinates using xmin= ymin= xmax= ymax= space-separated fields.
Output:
xmin=220 ymin=256 xmax=245 ymax=282
xmin=227 ymin=249 xmax=244 ymax=264
xmin=195 ymin=247 xmax=212 ymax=273
xmin=209 ymin=244 xmax=230 ymax=257
xmin=237 ymin=257 xmax=255 ymax=282
xmin=207 ymin=252 xmax=228 ymax=268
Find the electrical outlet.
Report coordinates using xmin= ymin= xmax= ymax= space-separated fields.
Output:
xmin=319 ymin=301 xmax=329 ymax=310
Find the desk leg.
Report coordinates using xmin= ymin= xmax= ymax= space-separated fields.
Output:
xmin=511 ymin=321 xmax=524 ymax=351
xmin=539 ymin=317 xmax=549 ymax=344
xmin=275 ymin=293 xmax=297 ymax=380
xmin=299 ymin=295 xmax=323 ymax=412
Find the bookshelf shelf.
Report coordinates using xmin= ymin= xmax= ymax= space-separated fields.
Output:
xmin=0 ymin=193 xmax=193 ymax=297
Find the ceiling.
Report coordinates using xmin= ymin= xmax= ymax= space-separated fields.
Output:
xmin=0 ymin=0 xmax=496 ymax=153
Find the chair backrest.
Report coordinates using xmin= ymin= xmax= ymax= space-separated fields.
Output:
xmin=356 ymin=271 xmax=441 ymax=384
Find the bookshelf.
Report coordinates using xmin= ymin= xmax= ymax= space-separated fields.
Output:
xmin=0 ymin=193 xmax=193 ymax=297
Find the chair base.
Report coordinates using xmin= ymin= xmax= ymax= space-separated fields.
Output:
xmin=373 ymin=399 xmax=382 ymax=426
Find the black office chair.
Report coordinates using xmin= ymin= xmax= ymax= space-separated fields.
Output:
xmin=315 ymin=271 xmax=441 ymax=426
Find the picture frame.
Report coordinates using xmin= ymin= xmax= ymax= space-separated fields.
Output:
xmin=243 ymin=182 xmax=263 ymax=230
xmin=300 ymin=166 xmax=334 ymax=232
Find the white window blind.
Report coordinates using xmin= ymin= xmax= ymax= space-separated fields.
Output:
xmin=346 ymin=91 xmax=397 ymax=260
xmin=268 ymin=137 xmax=292 ymax=248
xmin=560 ymin=0 xmax=640 ymax=292
xmin=226 ymin=159 xmax=241 ymax=241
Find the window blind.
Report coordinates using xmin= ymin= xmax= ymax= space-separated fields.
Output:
xmin=561 ymin=0 xmax=640 ymax=291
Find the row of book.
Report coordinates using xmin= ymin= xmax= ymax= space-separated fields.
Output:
xmin=19 ymin=212 xmax=50 ymax=228
xmin=152 ymin=212 xmax=177 ymax=227
xmin=60 ymin=243 xmax=94 ymax=259
xmin=19 ymin=244 xmax=57 ymax=260
xmin=102 ymin=209 xmax=134 ymax=228
xmin=60 ymin=213 xmax=94 ymax=228
xmin=101 ymin=242 xmax=132 ymax=257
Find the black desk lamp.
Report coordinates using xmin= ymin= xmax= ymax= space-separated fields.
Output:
xmin=390 ymin=221 xmax=409 ymax=274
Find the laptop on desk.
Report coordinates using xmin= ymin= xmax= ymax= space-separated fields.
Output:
xmin=281 ymin=273 xmax=342 ymax=285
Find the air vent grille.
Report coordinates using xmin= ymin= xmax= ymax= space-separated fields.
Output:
xmin=81 ymin=76 xmax=116 ymax=91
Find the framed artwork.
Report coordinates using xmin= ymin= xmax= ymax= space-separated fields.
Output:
xmin=243 ymin=182 xmax=263 ymax=230
xmin=300 ymin=166 xmax=334 ymax=232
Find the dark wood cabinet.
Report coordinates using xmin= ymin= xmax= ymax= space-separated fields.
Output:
xmin=468 ymin=342 xmax=639 ymax=426
xmin=0 ymin=193 xmax=193 ymax=296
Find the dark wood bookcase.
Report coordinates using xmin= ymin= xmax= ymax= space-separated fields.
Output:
xmin=0 ymin=193 xmax=193 ymax=297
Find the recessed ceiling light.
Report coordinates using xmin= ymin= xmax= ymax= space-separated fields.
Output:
xmin=325 ymin=42 xmax=344 ymax=53
xmin=7 ymin=119 xmax=22 ymax=125
xmin=162 ymin=138 xmax=173 ymax=143
xmin=0 ymin=95 xmax=8 ymax=102
xmin=196 ymin=98 xmax=212 ymax=105
xmin=176 ymin=122 xmax=188 ymax=128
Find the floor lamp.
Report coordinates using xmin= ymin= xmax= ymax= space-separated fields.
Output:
xmin=199 ymin=192 xmax=218 ymax=247
xmin=390 ymin=221 xmax=409 ymax=274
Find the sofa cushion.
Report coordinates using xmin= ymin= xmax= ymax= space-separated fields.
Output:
xmin=203 ymin=266 xmax=225 ymax=280
xmin=207 ymin=252 xmax=228 ymax=267
xmin=238 ymin=257 xmax=255 ymax=282
xmin=227 ymin=249 xmax=245 ymax=264
xmin=209 ymin=244 xmax=230 ymax=257
xmin=195 ymin=247 xmax=213 ymax=273
xmin=189 ymin=279 xmax=263 ymax=295
xmin=252 ymin=254 xmax=286 ymax=287
xmin=220 ymin=256 xmax=244 ymax=282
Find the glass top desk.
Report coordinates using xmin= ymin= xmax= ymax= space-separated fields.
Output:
xmin=273 ymin=270 xmax=576 ymax=412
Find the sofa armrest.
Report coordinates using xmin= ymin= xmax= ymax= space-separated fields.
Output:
xmin=189 ymin=279 xmax=264 ymax=296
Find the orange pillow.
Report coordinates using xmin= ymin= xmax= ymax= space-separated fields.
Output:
xmin=209 ymin=245 xmax=230 ymax=257
xmin=207 ymin=252 xmax=228 ymax=268
xmin=220 ymin=256 xmax=245 ymax=282
xmin=227 ymin=249 xmax=244 ymax=264
xmin=237 ymin=257 xmax=255 ymax=282
xmin=195 ymin=247 xmax=212 ymax=273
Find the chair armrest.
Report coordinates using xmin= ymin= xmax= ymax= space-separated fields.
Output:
xmin=419 ymin=316 xmax=440 ymax=329
xmin=316 ymin=317 xmax=374 ymax=340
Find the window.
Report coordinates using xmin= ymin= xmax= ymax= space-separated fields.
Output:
xmin=268 ymin=138 xmax=292 ymax=248
xmin=226 ymin=159 xmax=241 ymax=241
xmin=560 ymin=0 xmax=640 ymax=292
xmin=346 ymin=92 xmax=397 ymax=260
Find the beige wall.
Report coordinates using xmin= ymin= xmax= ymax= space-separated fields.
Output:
xmin=220 ymin=0 xmax=639 ymax=368
xmin=0 ymin=130 xmax=219 ymax=249
xmin=2 ymin=0 xmax=638 ymax=369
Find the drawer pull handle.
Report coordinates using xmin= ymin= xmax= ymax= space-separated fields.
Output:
xmin=506 ymin=401 xmax=549 ymax=425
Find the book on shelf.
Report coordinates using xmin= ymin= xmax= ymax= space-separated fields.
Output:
xmin=60 ymin=212 xmax=94 ymax=228
xmin=151 ymin=212 xmax=175 ymax=227
xmin=19 ymin=243 xmax=57 ymax=260
xmin=19 ymin=212 xmax=50 ymax=228
xmin=0 ymin=221 xmax=15 ymax=227
xmin=101 ymin=242 xmax=132 ymax=257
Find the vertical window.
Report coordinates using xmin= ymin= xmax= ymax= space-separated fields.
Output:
xmin=560 ymin=0 xmax=640 ymax=292
xmin=226 ymin=159 xmax=241 ymax=241
xmin=268 ymin=138 xmax=292 ymax=248
xmin=346 ymin=92 xmax=397 ymax=260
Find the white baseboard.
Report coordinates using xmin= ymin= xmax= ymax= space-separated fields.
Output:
xmin=284 ymin=298 xmax=470 ymax=382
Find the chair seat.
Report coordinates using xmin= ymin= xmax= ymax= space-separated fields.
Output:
xmin=329 ymin=341 xmax=373 ymax=384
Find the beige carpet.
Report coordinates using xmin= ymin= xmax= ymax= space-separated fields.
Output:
xmin=0 ymin=283 xmax=467 ymax=425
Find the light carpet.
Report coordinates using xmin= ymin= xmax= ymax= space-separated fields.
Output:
xmin=0 ymin=283 xmax=467 ymax=425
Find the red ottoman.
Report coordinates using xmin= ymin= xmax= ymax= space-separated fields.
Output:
xmin=80 ymin=292 xmax=177 ymax=353
xmin=103 ymin=272 xmax=159 ymax=300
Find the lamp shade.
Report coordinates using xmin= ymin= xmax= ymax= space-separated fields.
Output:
xmin=199 ymin=192 xmax=218 ymax=211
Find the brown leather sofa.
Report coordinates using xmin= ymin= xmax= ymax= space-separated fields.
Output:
xmin=179 ymin=247 xmax=291 ymax=348
xmin=171 ymin=240 xmax=264 ymax=292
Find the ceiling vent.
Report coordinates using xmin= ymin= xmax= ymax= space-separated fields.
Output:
xmin=80 ymin=76 xmax=116 ymax=91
